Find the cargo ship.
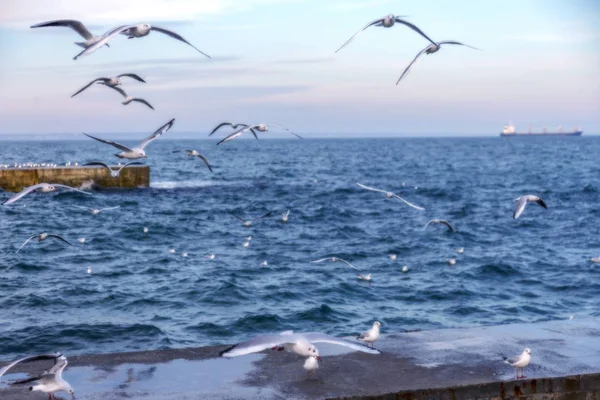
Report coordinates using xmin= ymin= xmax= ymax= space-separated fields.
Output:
xmin=500 ymin=122 xmax=583 ymax=136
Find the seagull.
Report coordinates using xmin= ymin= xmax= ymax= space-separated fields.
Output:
xmin=335 ymin=14 xmax=436 ymax=53
xmin=83 ymin=161 xmax=144 ymax=177
xmin=397 ymin=41 xmax=480 ymax=84
xmin=143 ymin=227 xmax=149 ymax=234
xmin=77 ymin=238 xmax=86 ymax=244
xmin=260 ymin=260 xmax=269 ymax=266
xmin=87 ymin=266 xmax=92 ymax=274
xmin=448 ymin=259 xmax=456 ymax=266
xmin=591 ymin=257 xmax=600 ymax=263
xmin=219 ymin=330 xmax=380 ymax=374
xmin=357 ymin=321 xmax=382 ymax=348
xmin=457 ymin=247 xmax=464 ymax=254
xmin=82 ymin=118 xmax=175 ymax=159
xmin=75 ymin=205 xmax=120 ymax=214
xmin=282 ymin=210 xmax=290 ymax=223
xmin=388 ymin=253 xmax=397 ymax=260
xmin=171 ymin=150 xmax=213 ymax=172
xmin=107 ymin=86 xmax=154 ymax=110
xmin=74 ymin=23 xmax=211 ymax=60
xmin=356 ymin=182 xmax=425 ymax=210
xmin=503 ymin=348 xmax=532 ymax=379
xmin=402 ymin=265 xmax=409 ymax=272
xmin=357 ymin=273 xmax=372 ymax=281
xmin=242 ymin=240 xmax=251 ymax=248
xmin=71 ymin=74 xmax=146 ymax=98
xmin=303 ymin=355 xmax=319 ymax=377
xmin=169 ymin=248 xmax=175 ymax=254
xmin=209 ymin=122 xmax=258 ymax=140
xmin=513 ymin=195 xmax=547 ymax=219
xmin=206 ymin=254 xmax=216 ymax=260
xmin=312 ymin=257 xmax=359 ymax=270
xmin=424 ymin=219 xmax=455 ymax=232
xmin=17 ymin=233 xmax=72 ymax=253
xmin=30 ymin=19 xmax=112 ymax=50
xmin=182 ymin=252 xmax=188 ymax=257
xmin=3 ymin=183 xmax=92 ymax=206
xmin=231 ymin=211 xmax=273 ymax=227
xmin=0 ymin=353 xmax=62 ymax=381
xmin=11 ymin=355 xmax=75 ymax=399
xmin=217 ymin=124 xmax=301 ymax=145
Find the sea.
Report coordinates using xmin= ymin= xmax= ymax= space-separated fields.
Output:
xmin=1 ymin=136 xmax=599 ymax=360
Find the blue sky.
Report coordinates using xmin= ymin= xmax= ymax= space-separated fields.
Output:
xmin=0 ymin=0 xmax=598 ymax=137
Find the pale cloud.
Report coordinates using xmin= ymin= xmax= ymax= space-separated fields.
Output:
xmin=329 ymin=0 xmax=392 ymax=11
xmin=506 ymin=32 xmax=596 ymax=44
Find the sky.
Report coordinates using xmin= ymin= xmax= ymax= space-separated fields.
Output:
xmin=0 ymin=0 xmax=598 ymax=138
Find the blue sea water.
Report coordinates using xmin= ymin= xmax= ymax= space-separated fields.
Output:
xmin=0 ymin=136 xmax=599 ymax=360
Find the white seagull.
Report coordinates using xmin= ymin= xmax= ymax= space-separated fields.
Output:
xmin=282 ymin=210 xmax=290 ymax=223
xmin=17 ymin=233 xmax=72 ymax=253
xmin=356 ymin=182 xmax=425 ymax=210
xmin=209 ymin=122 xmax=259 ymax=140
xmin=206 ymin=254 xmax=216 ymax=260
xmin=71 ymin=73 xmax=146 ymax=98
xmin=357 ymin=273 xmax=372 ymax=281
xmin=312 ymin=257 xmax=359 ymax=271
xmin=11 ymin=355 xmax=75 ymax=399
xmin=591 ymin=257 xmax=600 ymax=263
xmin=107 ymin=86 xmax=154 ymax=110
xmin=335 ymin=14 xmax=436 ymax=53
xmin=513 ymin=195 xmax=547 ymax=219
xmin=357 ymin=321 xmax=382 ymax=348
xmin=231 ymin=211 xmax=273 ymax=227
xmin=74 ymin=23 xmax=211 ymax=60
xmin=217 ymin=123 xmax=301 ymax=145
xmin=424 ymin=219 xmax=456 ymax=232
xmin=75 ymin=205 xmax=120 ymax=215
xmin=83 ymin=161 xmax=144 ymax=177
xmin=2 ymin=183 xmax=92 ymax=206
xmin=503 ymin=348 xmax=532 ymax=379
xmin=82 ymin=118 xmax=174 ymax=159
xmin=388 ymin=253 xmax=397 ymax=260
xmin=397 ymin=41 xmax=480 ymax=84
xmin=171 ymin=150 xmax=213 ymax=172
xmin=30 ymin=19 xmax=112 ymax=50
xmin=0 ymin=352 xmax=63 ymax=381
xmin=303 ymin=355 xmax=319 ymax=377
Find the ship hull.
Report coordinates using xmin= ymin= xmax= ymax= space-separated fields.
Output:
xmin=500 ymin=131 xmax=583 ymax=137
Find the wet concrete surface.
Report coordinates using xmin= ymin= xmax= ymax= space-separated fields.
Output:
xmin=1 ymin=318 xmax=598 ymax=399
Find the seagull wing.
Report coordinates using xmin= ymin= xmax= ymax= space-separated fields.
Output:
xmin=253 ymin=210 xmax=273 ymax=222
xmin=71 ymin=78 xmax=107 ymax=98
xmin=131 ymin=98 xmax=155 ymax=110
xmin=108 ymin=85 xmax=128 ymax=99
xmin=249 ymin=128 xmax=260 ymax=140
xmin=394 ymin=17 xmax=437 ymax=46
xmin=301 ymin=333 xmax=381 ymax=354
xmin=47 ymin=235 xmax=73 ymax=246
xmin=46 ymin=356 xmax=68 ymax=376
xmin=17 ymin=235 xmax=40 ymax=253
xmin=219 ymin=333 xmax=297 ymax=358
xmin=30 ymin=20 xmax=93 ymax=40
xmin=217 ymin=126 xmax=248 ymax=145
xmin=116 ymin=161 xmax=144 ymax=172
xmin=150 ymin=26 xmax=211 ymax=58
xmin=209 ymin=122 xmax=236 ymax=136
xmin=82 ymin=133 xmax=133 ymax=152
xmin=311 ymin=258 xmax=334 ymax=263
xmin=83 ymin=161 xmax=112 ymax=172
xmin=424 ymin=220 xmax=436 ymax=229
xmin=0 ymin=353 xmax=62 ymax=380
xmin=440 ymin=220 xmax=456 ymax=232
xmin=513 ymin=196 xmax=528 ymax=219
xmin=73 ymin=25 xmax=137 ymax=60
xmin=337 ymin=258 xmax=360 ymax=270
xmin=534 ymin=197 xmax=548 ymax=209
xmin=390 ymin=194 xmax=425 ymax=211
xmin=138 ymin=118 xmax=175 ymax=149
xmin=196 ymin=154 xmax=213 ymax=172
xmin=98 ymin=206 xmax=120 ymax=212
xmin=269 ymin=124 xmax=303 ymax=139
xmin=356 ymin=182 xmax=388 ymax=195
xmin=503 ymin=353 xmax=522 ymax=365
xmin=11 ymin=374 xmax=53 ymax=385
xmin=117 ymin=73 xmax=146 ymax=83
xmin=51 ymin=184 xmax=93 ymax=196
xmin=3 ymin=183 xmax=49 ymax=206
xmin=231 ymin=214 xmax=247 ymax=222
xmin=437 ymin=40 xmax=480 ymax=50
xmin=397 ymin=46 xmax=429 ymax=85
xmin=335 ymin=17 xmax=384 ymax=53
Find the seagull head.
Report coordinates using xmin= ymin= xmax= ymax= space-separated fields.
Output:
xmin=373 ymin=321 xmax=382 ymax=328
xmin=524 ymin=348 xmax=531 ymax=355
xmin=308 ymin=345 xmax=321 ymax=360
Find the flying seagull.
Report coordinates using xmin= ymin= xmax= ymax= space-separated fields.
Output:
xmin=17 ymin=233 xmax=72 ymax=253
xmin=83 ymin=161 xmax=144 ymax=177
xmin=71 ymin=74 xmax=146 ymax=98
xmin=3 ymin=183 xmax=92 ymax=206
xmin=217 ymin=123 xmax=301 ymax=145
xmin=11 ymin=355 xmax=75 ymax=399
xmin=74 ymin=23 xmax=211 ymax=60
xmin=231 ymin=211 xmax=273 ymax=227
xmin=107 ymin=86 xmax=154 ymax=110
xmin=356 ymin=182 xmax=425 ymax=210
xmin=503 ymin=348 xmax=532 ymax=379
xmin=311 ymin=257 xmax=359 ymax=271
xmin=282 ymin=210 xmax=290 ymax=223
xmin=0 ymin=353 xmax=63 ymax=381
xmin=30 ymin=19 xmax=113 ymax=50
xmin=82 ymin=118 xmax=175 ymax=159
xmin=209 ymin=122 xmax=258 ymax=139
xmin=513 ymin=195 xmax=547 ymax=219
xmin=171 ymin=150 xmax=213 ymax=172
xmin=75 ymin=205 xmax=120 ymax=215
xmin=424 ymin=219 xmax=455 ymax=232
xmin=335 ymin=14 xmax=436 ymax=53
xmin=357 ymin=321 xmax=382 ymax=348
xmin=397 ymin=41 xmax=480 ymax=84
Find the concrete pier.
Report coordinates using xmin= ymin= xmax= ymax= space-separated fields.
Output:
xmin=0 ymin=165 xmax=150 ymax=192
xmin=0 ymin=318 xmax=598 ymax=399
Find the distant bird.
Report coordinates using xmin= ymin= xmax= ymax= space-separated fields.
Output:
xmin=217 ymin=124 xmax=301 ymax=145
xmin=357 ymin=273 xmax=372 ymax=281
xmin=143 ymin=227 xmax=149 ymax=234
xmin=356 ymin=182 xmax=425 ymax=210
xmin=169 ymin=249 xmax=175 ymax=254
xmin=335 ymin=14 xmax=436 ymax=53
xmin=402 ymin=265 xmax=409 ymax=272
xmin=107 ymin=86 xmax=154 ymax=110
xmin=591 ymin=257 xmax=600 ymax=263
xmin=82 ymin=118 xmax=174 ymax=159
xmin=77 ymin=238 xmax=86 ymax=244
xmin=30 ymin=19 xmax=112 ymax=50
xmin=206 ymin=254 xmax=216 ymax=260
xmin=71 ymin=74 xmax=146 ymax=98
xmin=87 ymin=266 xmax=92 ymax=274
xmin=75 ymin=205 xmax=120 ymax=215
xmin=312 ymin=257 xmax=359 ymax=270
xmin=503 ymin=348 xmax=532 ymax=379
xmin=397 ymin=41 xmax=480 ymax=84
xmin=388 ymin=253 xmax=397 ymax=260
xmin=172 ymin=150 xmax=213 ymax=172
xmin=260 ymin=260 xmax=269 ymax=266
xmin=209 ymin=122 xmax=258 ymax=140
xmin=74 ymin=23 xmax=211 ymax=60
xmin=83 ymin=161 xmax=144 ymax=177
xmin=182 ymin=252 xmax=188 ymax=257
xmin=2 ymin=183 xmax=92 ymax=206
xmin=457 ymin=247 xmax=464 ymax=254
xmin=513 ymin=195 xmax=547 ymax=219
xmin=303 ymin=355 xmax=319 ymax=377
xmin=448 ymin=259 xmax=456 ymax=266
xmin=0 ymin=353 xmax=63 ymax=381
xmin=17 ymin=233 xmax=72 ymax=253
xmin=424 ymin=219 xmax=455 ymax=232
xmin=231 ymin=211 xmax=273 ymax=227
xmin=11 ymin=355 xmax=75 ymax=399
xmin=282 ymin=210 xmax=290 ymax=223
xmin=242 ymin=239 xmax=251 ymax=248
xmin=357 ymin=321 xmax=382 ymax=348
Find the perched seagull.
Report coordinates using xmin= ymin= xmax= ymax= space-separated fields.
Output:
xmin=71 ymin=74 xmax=146 ymax=98
xmin=209 ymin=122 xmax=258 ymax=140
xmin=357 ymin=273 xmax=372 ymax=281
xmin=107 ymin=86 xmax=154 ymax=110
xmin=513 ymin=195 xmax=547 ymax=219
xmin=356 ymin=182 xmax=425 ymax=210
xmin=335 ymin=14 xmax=436 ymax=53
xmin=82 ymin=118 xmax=175 ymax=159
xmin=457 ymin=247 xmax=464 ymax=254
xmin=75 ymin=205 xmax=120 ymax=215
xmin=171 ymin=150 xmax=213 ymax=172
xmin=397 ymin=41 xmax=480 ymax=84
xmin=303 ymin=355 xmax=319 ymax=377
xmin=282 ymin=210 xmax=290 ymax=223
xmin=312 ymin=257 xmax=359 ymax=270
xmin=503 ymin=348 xmax=532 ymax=379
xmin=30 ymin=19 xmax=112 ymax=50
xmin=84 ymin=161 xmax=144 ymax=177
xmin=231 ymin=211 xmax=273 ymax=227
xmin=11 ymin=355 xmax=75 ymax=399
xmin=17 ymin=233 xmax=72 ymax=253
xmin=0 ymin=353 xmax=63 ymax=381
xmin=217 ymin=124 xmax=301 ymax=145
xmin=169 ymin=248 xmax=176 ymax=254
xmin=74 ymin=23 xmax=211 ymax=60
xmin=3 ymin=183 xmax=92 ymax=206
xmin=424 ymin=219 xmax=455 ymax=232
xmin=357 ymin=321 xmax=382 ymax=348
xmin=448 ymin=259 xmax=456 ymax=266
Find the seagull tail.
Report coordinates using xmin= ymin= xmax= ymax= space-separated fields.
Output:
xmin=502 ymin=356 xmax=510 ymax=364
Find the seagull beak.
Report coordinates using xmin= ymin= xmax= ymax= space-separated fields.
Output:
xmin=317 ymin=356 xmax=322 ymax=361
